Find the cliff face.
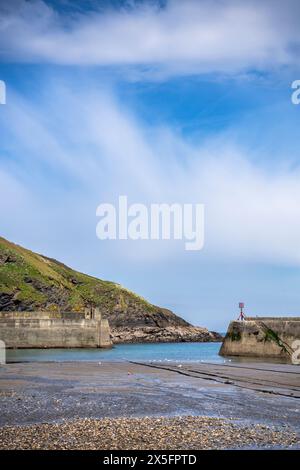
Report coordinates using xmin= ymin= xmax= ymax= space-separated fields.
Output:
xmin=0 ymin=236 xmax=221 ymax=343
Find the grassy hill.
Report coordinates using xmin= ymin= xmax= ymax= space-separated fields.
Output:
xmin=0 ymin=236 xmax=189 ymax=329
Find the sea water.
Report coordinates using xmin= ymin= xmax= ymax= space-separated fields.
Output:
xmin=7 ymin=341 xmax=229 ymax=363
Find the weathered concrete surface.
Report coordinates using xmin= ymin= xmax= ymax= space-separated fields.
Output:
xmin=220 ymin=318 xmax=300 ymax=361
xmin=0 ymin=311 xmax=112 ymax=348
xmin=135 ymin=361 xmax=300 ymax=398
xmin=98 ymin=318 xmax=111 ymax=348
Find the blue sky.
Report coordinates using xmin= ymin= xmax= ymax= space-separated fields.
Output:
xmin=1 ymin=0 xmax=300 ymax=330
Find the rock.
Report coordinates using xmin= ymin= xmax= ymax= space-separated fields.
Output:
xmin=111 ymin=326 xmax=222 ymax=343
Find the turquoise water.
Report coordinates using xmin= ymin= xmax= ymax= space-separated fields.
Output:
xmin=7 ymin=342 xmax=229 ymax=363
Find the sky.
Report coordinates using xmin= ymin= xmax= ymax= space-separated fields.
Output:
xmin=0 ymin=0 xmax=300 ymax=331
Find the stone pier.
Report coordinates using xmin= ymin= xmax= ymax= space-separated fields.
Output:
xmin=0 ymin=310 xmax=112 ymax=348
xmin=219 ymin=317 xmax=300 ymax=362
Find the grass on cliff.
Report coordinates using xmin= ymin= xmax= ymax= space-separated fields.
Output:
xmin=0 ymin=236 xmax=156 ymax=314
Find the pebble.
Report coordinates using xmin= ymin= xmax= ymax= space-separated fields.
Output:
xmin=0 ymin=416 xmax=298 ymax=450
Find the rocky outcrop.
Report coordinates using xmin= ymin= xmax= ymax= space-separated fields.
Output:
xmin=111 ymin=326 xmax=222 ymax=343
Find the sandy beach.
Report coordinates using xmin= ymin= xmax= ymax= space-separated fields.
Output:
xmin=0 ymin=360 xmax=299 ymax=449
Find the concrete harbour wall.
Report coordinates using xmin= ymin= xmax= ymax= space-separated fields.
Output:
xmin=219 ymin=317 xmax=300 ymax=361
xmin=0 ymin=311 xmax=112 ymax=348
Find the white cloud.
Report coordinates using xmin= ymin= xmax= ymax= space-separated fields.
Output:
xmin=0 ymin=0 xmax=299 ymax=77
xmin=1 ymin=81 xmax=300 ymax=267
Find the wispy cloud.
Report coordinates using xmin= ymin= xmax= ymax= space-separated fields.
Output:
xmin=0 ymin=0 xmax=300 ymax=78
xmin=1 ymin=79 xmax=300 ymax=267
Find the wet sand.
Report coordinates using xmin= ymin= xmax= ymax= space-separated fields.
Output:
xmin=0 ymin=361 xmax=299 ymax=449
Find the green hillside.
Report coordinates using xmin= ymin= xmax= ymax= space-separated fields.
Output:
xmin=0 ymin=236 xmax=189 ymax=328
